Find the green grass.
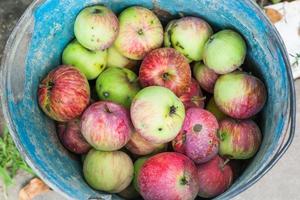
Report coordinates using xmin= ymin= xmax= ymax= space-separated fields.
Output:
xmin=0 ymin=127 xmax=34 ymax=197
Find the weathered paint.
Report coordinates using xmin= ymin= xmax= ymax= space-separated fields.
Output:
xmin=0 ymin=0 xmax=295 ymax=199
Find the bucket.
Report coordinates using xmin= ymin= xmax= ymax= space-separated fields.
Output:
xmin=0 ymin=0 xmax=296 ymax=199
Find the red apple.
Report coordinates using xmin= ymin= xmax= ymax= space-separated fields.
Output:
xmin=38 ymin=65 xmax=90 ymax=122
xmin=193 ymin=62 xmax=219 ymax=93
xmin=138 ymin=152 xmax=199 ymax=200
xmin=125 ymin=131 xmax=167 ymax=156
xmin=81 ymin=101 xmax=133 ymax=151
xmin=172 ymin=108 xmax=219 ymax=164
xmin=214 ymin=72 xmax=267 ymax=119
xmin=179 ymin=78 xmax=205 ymax=110
xmin=139 ymin=48 xmax=191 ymax=96
xmin=56 ymin=118 xmax=91 ymax=154
xmin=218 ymin=118 xmax=262 ymax=159
xmin=197 ymin=155 xmax=233 ymax=198
xmin=114 ymin=6 xmax=163 ymax=60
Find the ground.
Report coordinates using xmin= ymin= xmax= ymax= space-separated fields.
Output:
xmin=0 ymin=1 xmax=299 ymax=199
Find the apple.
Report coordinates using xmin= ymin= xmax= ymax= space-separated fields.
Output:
xmin=163 ymin=20 xmax=177 ymax=47
xmin=107 ymin=45 xmax=137 ymax=69
xmin=62 ymin=39 xmax=107 ymax=80
xmin=130 ymin=86 xmax=185 ymax=144
xmin=193 ymin=62 xmax=219 ymax=93
xmin=138 ymin=152 xmax=199 ymax=200
xmin=114 ymin=6 xmax=163 ymax=60
xmin=83 ymin=149 xmax=133 ymax=193
xmin=139 ymin=48 xmax=191 ymax=96
xmin=179 ymin=78 xmax=205 ymax=110
xmin=74 ymin=5 xmax=119 ymax=50
xmin=95 ymin=67 xmax=141 ymax=108
xmin=38 ymin=65 xmax=90 ymax=122
xmin=172 ymin=108 xmax=219 ymax=164
xmin=206 ymin=97 xmax=227 ymax=121
xmin=133 ymin=157 xmax=148 ymax=192
xmin=56 ymin=118 xmax=91 ymax=154
xmin=197 ymin=155 xmax=233 ymax=198
xmin=125 ymin=131 xmax=167 ymax=156
xmin=203 ymin=29 xmax=247 ymax=74
xmin=81 ymin=101 xmax=133 ymax=151
xmin=214 ymin=72 xmax=267 ymax=119
xmin=218 ymin=118 xmax=262 ymax=159
xmin=164 ymin=17 xmax=213 ymax=62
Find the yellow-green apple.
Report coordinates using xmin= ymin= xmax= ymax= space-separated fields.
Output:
xmin=133 ymin=157 xmax=148 ymax=192
xmin=130 ymin=86 xmax=185 ymax=144
xmin=139 ymin=48 xmax=191 ymax=96
xmin=164 ymin=17 xmax=213 ymax=62
xmin=81 ymin=101 xmax=133 ymax=151
xmin=214 ymin=72 xmax=267 ymax=119
xmin=38 ymin=66 xmax=90 ymax=122
xmin=107 ymin=45 xmax=137 ymax=69
xmin=74 ymin=5 xmax=119 ymax=50
xmin=56 ymin=118 xmax=91 ymax=154
xmin=206 ymin=97 xmax=227 ymax=121
xmin=95 ymin=67 xmax=141 ymax=108
xmin=193 ymin=62 xmax=219 ymax=93
xmin=172 ymin=108 xmax=219 ymax=164
xmin=62 ymin=39 xmax=107 ymax=80
xmin=163 ymin=20 xmax=177 ymax=47
xmin=197 ymin=155 xmax=233 ymax=198
xmin=114 ymin=6 xmax=163 ymax=60
xmin=179 ymin=78 xmax=205 ymax=110
xmin=203 ymin=29 xmax=246 ymax=74
xmin=218 ymin=118 xmax=262 ymax=159
xmin=138 ymin=152 xmax=199 ymax=200
xmin=125 ymin=131 xmax=167 ymax=156
xmin=83 ymin=150 xmax=133 ymax=193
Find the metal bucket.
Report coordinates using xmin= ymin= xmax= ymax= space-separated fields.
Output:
xmin=0 ymin=0 xmax=296 ymax=199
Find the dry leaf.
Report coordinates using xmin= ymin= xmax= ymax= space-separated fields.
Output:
xmin=19 ymin=178 xmax=51 ymax=200
xmin=265 ymin=8 xmax=283 ymax=23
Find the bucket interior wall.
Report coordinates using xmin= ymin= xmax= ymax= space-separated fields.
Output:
xmin=2 ymin=0 xmax=291 ymax=199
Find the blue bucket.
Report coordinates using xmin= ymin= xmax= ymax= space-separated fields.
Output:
xmin=0 ymin=0 xmax=296 ymax=199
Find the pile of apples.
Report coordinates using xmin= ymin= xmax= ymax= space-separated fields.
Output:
xmin=38 ymin=5 xmax=267 ymax=200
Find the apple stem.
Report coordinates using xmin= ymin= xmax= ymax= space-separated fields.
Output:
xmin=223 ymin=158 xmax=230 ymax=167
xmin=191 ymin=96 xmax=206 ymax=106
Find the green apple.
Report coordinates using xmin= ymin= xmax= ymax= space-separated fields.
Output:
xmin=107 ymin=45 xmax=137 ymax=69
xmin=130 ymin=86 xmax=185 ymax=144
xmin=203 ymin=29 xmax=247 ymax=74
xmin=133 ymin=157 xmax=148 ymax=192
xmin=83 ymin=149 xmax=134 ymax=193
xmin=164 ymin=17 xmax=213 ymax=62
xmin=96 ymin=67 xmax=141 ymax=108
xmin=206 ymin=97 xmax=227 ymax=121
xmin=62 ymin=40 xmax=107 ymax=80
xmin=74 ymin=5 xmax=119 ymax=50
xmin=164 ymin=19 xmax=177 ymax=48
